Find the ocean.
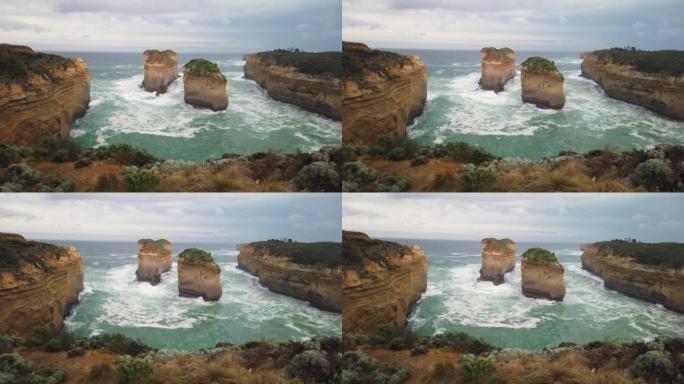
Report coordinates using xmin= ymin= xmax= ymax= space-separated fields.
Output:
xmin=387 ymin=238 xmax=684 ymax=351
xmin=45 ymin=240 xmax=340 ymax=351
xmin=392 ymin=49 xmax=684 ymax=160
xmin=52 ymin=52 xmax=341 ymax=162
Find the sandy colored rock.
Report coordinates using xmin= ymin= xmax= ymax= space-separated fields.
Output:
xmin=0 ymin=44 xmax=90 ymax=147
xmin=479 ymin=238 xmax=516 ymax=284
xmin=521 ymin=57 xmax=565 ymax=109
xmin=581 ymin=243 xmax=684 ymax=313
xmin=581 ymin=51 xmax=684 ymax=121
xmin=342 ymin=231 xmax=428 ymax=335
xmin=244 ymin=52 xmax=341 ymax=120
xmin=177 ymin=248 xmax=221 ymax=301
xmin=142 ymin=49 xmax=178 ymax=94
xmin=237 ymin=241 xmax=341 ymax=312
xmin=136 ymin=239 xmax=172 ymax=285
xmin=0 ymin=233 xmax=84 ymax=336
xmin=183 ymin=59 xmax=228 ymax=111
xmin=480 ymin=47 xmax=516 ymax=92
xmin=343 ymin=42 xmax=427 ymax=147
xmin=521 ymin=248 xmax=565 ymax=301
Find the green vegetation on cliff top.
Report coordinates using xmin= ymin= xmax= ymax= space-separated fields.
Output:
xmin=522 ymin=247 xmax=559 ymax=265
xmin=522 ymin=57 xmax=559 ymax=74
xmin=594 ymin=239 xmax=684 ymax=269
xmin=593 ymin=48 xmax=684 ymax=76
xmin=482 ymin=238 xmax=514 ymax=248
xmin=0 ymin=44 xmax=70 ymax=84
xmin=342 ymin=42 xmax=408 ymax=83
xmin=184 ymin=59 xmax=223 ymax=77
xmin=248 ymin=239 xmax=342 ymax=268
xmin=481 ymin=47 xmax=514 ymax=63
xmin=342 ymin=231 xmax=410 ymax=268
xmin=139 ymin=239 xmax=170 ymax=253
xmin=178 ymin=248 xmax=214 ymax=265
xmin=255 ymin=49 xmax=342 ymax=78
xmin=144 ymin=49 xmax=176 ymax=64
xmin=0 ymin=235 xmax=62 ymax=271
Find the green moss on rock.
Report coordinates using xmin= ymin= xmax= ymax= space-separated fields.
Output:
xmin=254 ymin=50 xmax=341 ymax=78
xmin=592 ymin=48 xmax=684 ymax=76
xmin=0 ymin=235 xmax=62 ymax=272
xmin=481 ymin=47 xmax=515 ymax=63
xmin=594 ymin=240 xmax=684 ymax=269
xmin=522 ymin=57 xmax=559 ymax=74
xmin=143 ymin=49 xmax=176 ymax=65
xmin=178 ymin=248 xmax=214 ymax=265
xmin=522 ymin=248 xmax=559 ymax=265
xmin=248 ymin=239 xmax=342 ymax=268
xmin=184 ymin=59 xmax=222 ymax=77
xmin=0 ymin=44 xmax=70 ymax=84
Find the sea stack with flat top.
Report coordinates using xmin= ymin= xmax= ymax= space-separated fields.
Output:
xmin=521 ymin=57 xmax=565 ymax=109
xmin=479 ymin=238 xmax=516 ymax=285
xmin=136 ymin=238 xmax=172 ymax=285
xmin=142 ymin=49 xmax=178 ymax=94
xmin=479 ymin=47 xmax=516 ymax=92
xmin=177 ymin=248 xmax=222 ymax=301
xmin=183 ymin=59 xmax=228 ymax=111
xmin=521 ymin=248 xmax=566 ymax=301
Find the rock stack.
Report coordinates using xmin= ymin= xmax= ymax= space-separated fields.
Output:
xmin=479 ymin=47 xmax=516 ymax=92
xmin=521 ymin=248 xmax=565 ymax=301
xmin=177 ymin=248 xmax=222 ymax=301
xmin=142 ymin=49 xmax=178 ymax=94
xmin=135 ymin=239 xmax=172 ymax=285
xmin=479 ymin=238 xmax=516 ymax=285
xmin=183 ymin=59 xmax=228 ymax=111
xmin=521 ymin=57 xmax=565 ymax=109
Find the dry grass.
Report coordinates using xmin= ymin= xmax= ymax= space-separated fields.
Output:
xmin=156 ymin=162 xmax=291 ymax=192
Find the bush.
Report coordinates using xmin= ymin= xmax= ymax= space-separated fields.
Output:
xmin=459 ymin=354 xmax=498 ymax=384
xmin=460 ymin=165 xmax=497 ymax=192
xmin=287 ymin=350 xmax=331 ymax=382
xmin=46 ymin=338 xmax=62 ymax=352
xmin=115 ymin=356 xmax=153 ymax=384
xmin=67 ymin=347 xmax=85 ymax=358
xmin=341 ymin=351 xmax=410 ymax=384
xmin=33 ymin=137 xmax=82 ymax=162
xmin=52 ymin=149 xmax=69 ymax=163
xmin=431 ymin=142 xmax=498 ymax=165
xmin=293 ymin=161 xmax=340 ymax=191
xmin=73 ymin=157 xmax=92 ymax=169
xmin=122 ymin=167 xmax=159 ymax=192
xmin=429 ymin=362 xmax=458 ymax=384
xmin=93 ymin=144 xmax=160 ymax=167
xmin=388 ymin=147 xmax=406 ymax=161
xmin=410 ymin=344 xmax=429 ymax=356
xmin=0 ymin=335 xmax=14 ymax=354
xmin=410 ymin=156 xmax=427 ymax=167
xmin=629 ymin=350 xmax=675 ymax=382
xmin=86 ymin=334 xmax=154 ymax=356
xmin=388 ymin=337 xmax=406 ymax=351
xmin=24 ymin=326 xmax=53 ymax=348
xmin=0 ymin=352 xmax=68 ymax=384
xmin=0 ymin=145 xmax=24 ymax=167
xmin=431 ymin=332 xmax=497 ymax=355
xmin=630 ymin=159 xmax=675 ymax=191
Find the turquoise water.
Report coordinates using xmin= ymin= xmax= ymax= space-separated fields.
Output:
xmin=392 ymin=238 xmax=684 ymax=350
xmin=55 ymin=52 xmax=340 ymax=161
xmin=49 ymin=240 xmax=340 ymax=351
xmin=394 ymin=49 xmax=684 ymax=160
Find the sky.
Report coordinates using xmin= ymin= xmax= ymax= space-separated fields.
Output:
xmin=0 ymin=0 xmax=341 ymax=52
xmin=0 ymin=194 xmax=341 ymax=243
xmin=343 ymin=0 xmax=684 ymax=51
xmin=343 ymin=194 xmax=684 ymax=243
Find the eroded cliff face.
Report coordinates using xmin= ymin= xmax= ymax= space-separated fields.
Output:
xmin=183 ymin=67 xmax=228 ymax=111
xmin=0 ymin=234 xmax=84 ymax=337
xmin=343 ymin=42 xmax=427 ymax=147
xmin=136 ymin=239 xmax=172 ymax=285
xmin=342 ymin=231 xmax=428 ymax=335
xmin=177 ymin=250 xmax=221 ymax=301
xmin=521 ymin=64 xmax=565 ymax=109
xmin=0 ymin=45 xmax=90 ymax=147
xmin=479 ymin=238 xmax=516 ymax=285
xmin=521 ymin=256 xmax=565 ymax=301
xmin=142 ymin=49 xmax=177 ymax=94
xmin=237 ymin=244 xmax=342 ymax=312
xmin=581 ymin=244 xmax=684 ymax=312
xmin=480 ymin=47 xmax=516 ymax=92
xmin=581 ymin=53 xmax=684 ymax=120
xmin=244 ymin=54 xmax=341 ymax=120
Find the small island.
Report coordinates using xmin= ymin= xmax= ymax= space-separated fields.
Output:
xmin=142 ymin=49 xmax=177 ymax=94
xmin=521 ymin=247 xmax=566 ymax=301
xmin=479 ymin=238 xmax=516 ymax=285
xmin=177 ymin=248 xmax=222 ymax=301
xmin=479 ymin=47 xmax=516 ymax=92
xmin=135 ymin=238 xmax=172 ymax=285
xmin=183 ymin=59 xmax=228 ymax=111
xmin=521 ymin=57 xmax=565 ymax=109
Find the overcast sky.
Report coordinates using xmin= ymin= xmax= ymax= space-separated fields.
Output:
xmin=343 ymin=194 xmax=684 ymax=243
xmin=0 ymin=194 xmax=341 ymax=243
xmin=0 ymin=0 xmax=340 ymax=52
xmin=343 ymin=0 xmax=684 ymax=51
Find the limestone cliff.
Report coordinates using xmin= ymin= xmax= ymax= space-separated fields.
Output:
xmin=521 ymin=57 xmax=565 ymax=109
xmin=244 ymin=51 xmax=341 ymax=120
xmin=581 ymin=50 xmax=684 ymax=120
xmin=479 ymin=238 xmax=516 ymax=285
xmin=581 ymin=241 xmax=684 ymax=313
xmin=237 ymin=240 xmax=342 ymax=312
xmin=142 ymin=49 xmax=177 ymax=94
xmin=135 ymin=239 xmax=172 ymax=285
xmin=480 ymin=47 xmax=516 ymax=92
xmin=521 ymin=248 xmax=565 ymax=301
xmin=0 ymin=233 xmax=84 ymax=336
xmin=343 ymin=42 xmax=427 ymax=147
xmin=177 ymin=248 xmax=221 ymax=301
xmin=0 ymin=44 xmax=90 ymax=147
xmin=183 ymin=59 xmax=228 ymax=111
xmin=342 ymin=231 xmax=427 ymax=335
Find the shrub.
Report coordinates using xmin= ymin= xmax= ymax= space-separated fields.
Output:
xmin=287 ymin=350 xmax=331 ymax=382
xmin=429 ymin=362 xmax=458 ymax=384
xmin=32 ymin=137 xmax=82 ymax=162
xmin=410 ymin=344 xmax=429 ymax=356
xmin=46 ymin=338 xmax=62 ymax=352
xmin=86 ymin=334 xmax=154 ymax=356
xmin=115 ymin=356 xmax=153 ymax=384
xmin=388 ymin=337 xmax=406 ymax=351
xmin=67 ymin=347 xmax=85 ymax=358
xmin=459 ymin=354 xmax=498 ymax=384
xmin=293 ymin=161 xmax=340 ymax=192
xmin=630 ymin=159 xmax=675 ymax=191
xmin=52 ymin=149 xmax=69 ymax=163
xmin=410 ymin=156 xmax=427 ymax=167
xmin=388 ymin=147 xmax=406 ymax=161
xmin=629 ymin=350 xmax=675 ymax=382
xmin=431 ymin=142 xmax=498 ymax=165
xmin=0 ymin=145 xmax=24 ymax=167
xmin=431 ymin=332 xmax=497 ymax=355
xmin=342 ymin=333 xmax=360 ymax=352
xmin=342 ymin=161 xmax=379 ymax=191
xmin=122 ymin=167 xmax=159 ymax=192
xmin=93 ymin=144 xmax=160 ymax=167
xmin=0 ymin=335 xmax=14 ymax=354
xmin=341 ymin=351 xmax=410 ymax=384
xmin=460 ymin=165 xmax=497 ymax=192
xmin=24 ymin=325 xmax=53 ymax=348
xmin=73 ymin=157 xmax=92 ymax=169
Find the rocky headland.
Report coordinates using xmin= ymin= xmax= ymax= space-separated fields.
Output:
xmin=0 ymin=234 xmax=84 ymax=337
xmin=581 ymin=240 xmax=684 ymax=313
xmin=177 ymin=248 xmax=222 ymax=301
xmin=342 ymin=231 xmax=427 ymax=335
xmin=479 ymin=47 xmax=516 ymax=92
xmin=237 ymin=240 xmax=342 ymax=312
xmin=479 ymin=238 xmax=516 ymax=285
xmin=342 ymin=42 xmax=427 ymax=147
xmin=521 ymin=248 xmax=565 ymax=301
xmin=0 ymin=44 xmax=90 ymax=147
xmin=142 ymin=49 xmax=177 ymax=94
xmin=183 ymin=59 xmax=228 ymax=111
xmin=135 ymin=238 xmax=172 ymax=285
xmin=581 ymin=48 xmax=684 ymax=120
xmin=521 ymin=57 xmax=565 ymax=109
xmin=244 ymin=50 xmax=341 ymax=120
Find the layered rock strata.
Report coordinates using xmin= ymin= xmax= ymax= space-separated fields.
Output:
xmin=342 ymin=231 xmax=428 ymax=335
xmin=0 ymin=233 xmax=84 ymax=336
xmin=244 ymin=51 xmax=341 ymax=120
xmin=183 ymin=59 xmax=228 ymax=111
xmin=581 ymin=50 xmax=684 ymax=120
xmin=142 ymin=49 xmax=178 ymax=94
xmin=479 ymin=238 xmax=516 ymax=285
xmin=521 ymin=57 xmax=565 ymax=109
xmin=343 ymin=42 xmax=427 ymax=146
xmin=521 ymin=248 xmax=565 ymax=301
xmin=177 ymin=248 xmax=222 ymax=301
xmin=0 ymin=44 xmax=90 ymax=146
xmin=135 ymin=239 xmax=172 ymax=285
xmin=237 ymin=240 xmax=342 ymax=312
xmin=581 ymin=242 xmax=684 ymax=312
xmin=479 ymin=47 xmax=516 ymax=92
